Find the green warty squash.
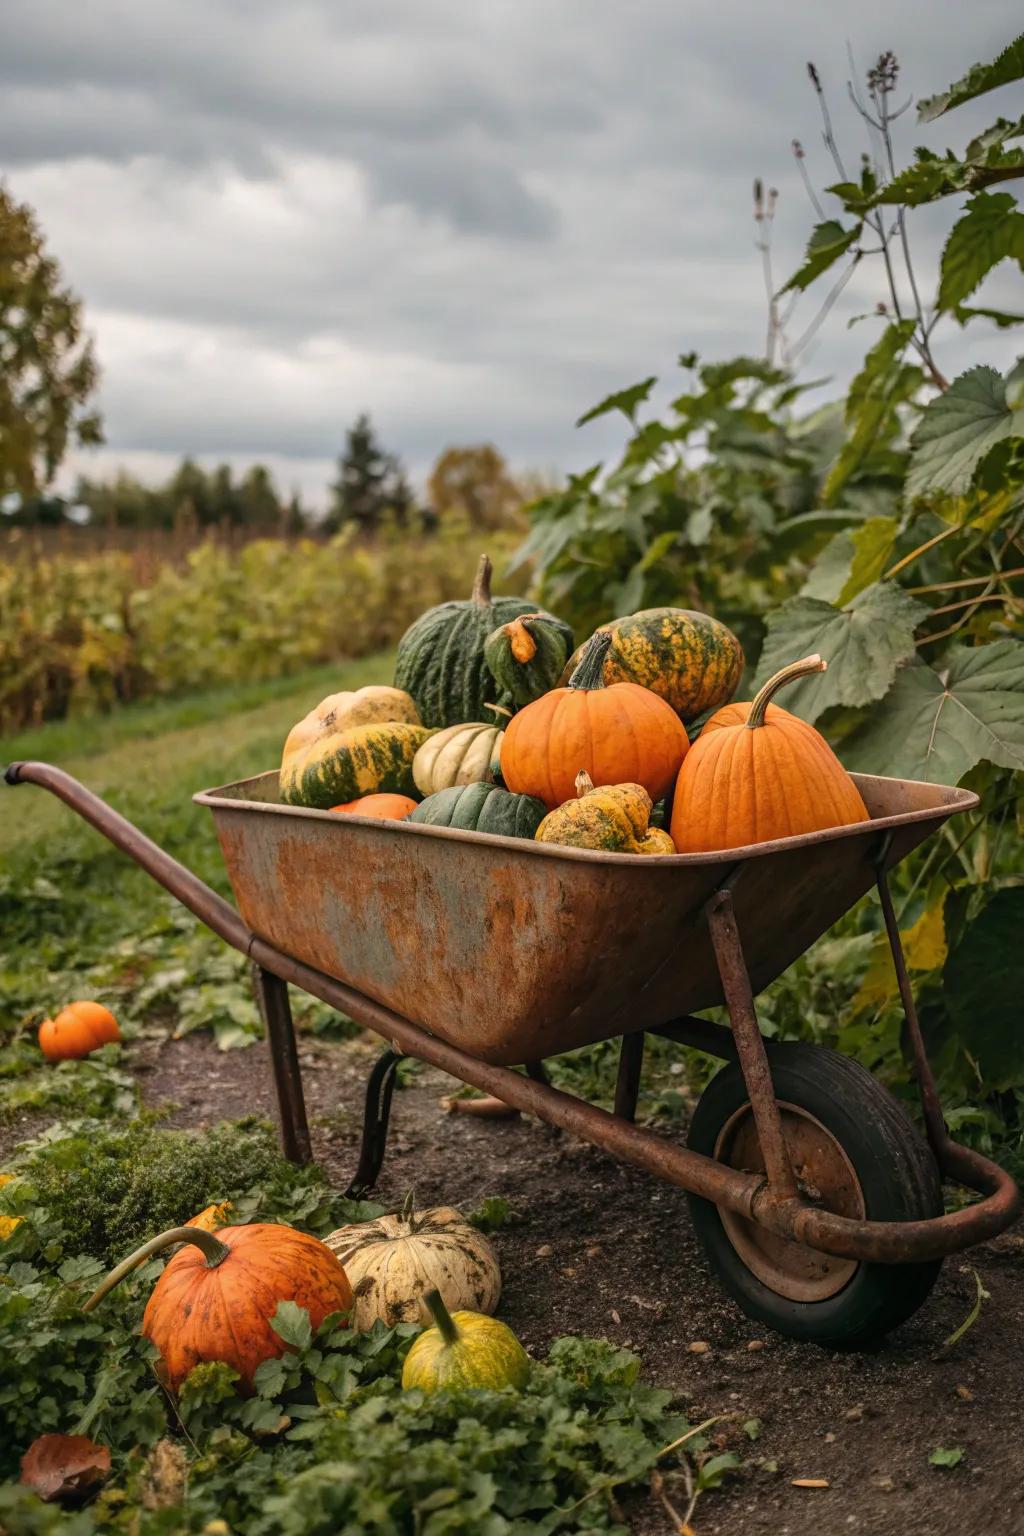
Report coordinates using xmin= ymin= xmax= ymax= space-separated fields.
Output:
xmin=483 ymin=612 xmax=574 ymax=709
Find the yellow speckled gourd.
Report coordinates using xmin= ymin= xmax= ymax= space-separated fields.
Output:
xmin=401 ymin=1290 xmax=530 ymax=1393
xmin=281 ymin=720 xmax=434 ymax=809
xmin=559 ymin=607 xmax=744 ymax=721
xmin=324 ymin=1202 xmax=501 ymax=1329
xmin=536 ymin=771 xmax=675 ymax=855
xmin=282 ymin=685 xmax=421 ymax=764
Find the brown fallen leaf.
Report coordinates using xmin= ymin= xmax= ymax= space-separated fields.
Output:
xmin=20 ymin=1434 xmax=111 ymax=1504
xmin=442 ymin=1095 xmax=520 ymax=1119
xmin=792 ymin=1478 xmax=830 ymax=1489
xmin=956 ymin=1384 xmax=974 ymax=1401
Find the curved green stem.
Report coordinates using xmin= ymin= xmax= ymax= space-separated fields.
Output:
xmin=471 ymin=554 xmax=493 ymax=606
xmin=424 ymin=1288 xmax=459 ymax=1345
xmin=747 ymin=654 xmax=826 ymax=729
xmin=567 ymin=630 xmax=612 ymax=691
xmin=82 ymin=1226 xmax=230 ymax=1313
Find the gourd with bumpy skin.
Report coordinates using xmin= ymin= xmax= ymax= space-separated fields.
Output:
xmin=409 ymin=782 xmax=547 ymax=839
xmin=412 ymin=716 xmax=506 ymax=796
xmin=670 ymin=653 xmax=870 ymax=853
xmin=282 ymin=685 xmax=420 ymax=767
xmin=502 ymin=631 xmax=689 ymax=810
xmin=38 ymin=1001 xmax=120 ymax=1062
xmin=83 ymin=1224 xmax=353 ymax=1394
xmin=536 ymin=771 xmax=675 ymax=855
xmin=328 ymin=793 xmax=418 ymax=820
xmin=483 ymin=612 xmax=574 ymax=709
xmin=325 ymin=1201 xmax=500 ymax=1329
xmin=280 ymin=721 xmax=433 ymax=809
xmin=394 ymin=554 xmax=570 ymax=727
xmin=401 ymin=1290 xmax=530 ymax=1393
xmin=560 ymin=608 xmax=744 ymax=722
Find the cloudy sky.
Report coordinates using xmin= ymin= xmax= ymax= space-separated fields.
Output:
xmin=3 ymin=1 xmax=1021 ymax=507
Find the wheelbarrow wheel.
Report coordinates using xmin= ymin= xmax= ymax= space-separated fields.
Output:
xmin=687 ymin=1042 xmax=943 ymax=1348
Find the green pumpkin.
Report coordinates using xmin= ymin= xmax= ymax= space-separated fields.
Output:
xmin=402 ymin=1290 xmax=530 ymax=1393
xmin=483 ymin=612 xmax=574 ymax=709
xmin=409 ymin=782 xmax=546 ymax=839
xmin=281 ymin=721 xmax=433 ymax=809
xmin=394 ymin=554 xmax=570 ymax=728
xmin=559 ymin=608 xmax=744 ymax=723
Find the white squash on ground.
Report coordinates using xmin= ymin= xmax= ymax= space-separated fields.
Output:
xmin=324 ymin=1204 xmax=501 ymax=1328
xmin=411 ymin=719 xmax=505 ymax=797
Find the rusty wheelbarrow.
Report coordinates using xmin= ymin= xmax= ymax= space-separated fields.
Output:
xmin=5 ymin=759 xmax=1019 ymax=1347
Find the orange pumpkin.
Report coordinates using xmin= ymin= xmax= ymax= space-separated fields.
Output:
xmin=329 ymin=793 xmax=418 ymax=819
xmin=84 ymin=1223 xmax=353 ymax=1394
xmin=38 ymin=1001 xmax=121 ymax=1062
xmin=670 ymin=653 xmax=869 ymax=852
xmin=502 ymin=631 xmax=689 ymax=810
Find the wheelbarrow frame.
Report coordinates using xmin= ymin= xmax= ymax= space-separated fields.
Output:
xmin=4 ymin=760 xmax=1019 ymax=1272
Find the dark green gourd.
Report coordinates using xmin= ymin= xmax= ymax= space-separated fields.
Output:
xmin=409 ymin=782 xmax=547 ymax=839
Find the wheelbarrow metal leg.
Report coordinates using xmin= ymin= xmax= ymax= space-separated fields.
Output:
xmin=345 ymin=1048 xmax=405 ymax=1199
xmin=614 ymin=1032 xmax=645 ymax=1122
xmin=250 ymin=963 xmax=312 ymax=1166
xmin=875 ymin=869 xmax=947 ymax=1162
xmin=706 ymin=889 xmax=798 ymax=1201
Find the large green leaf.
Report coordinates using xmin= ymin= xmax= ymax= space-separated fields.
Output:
xmin=918 ymin=33 xmax=1024 ymax=120
xmin=752 ymin=582 xmax=925 ymax=724
xmin=828 ymin=120 xmax=1024 ymax=210
xmin=577 ymin=378 xmax=657 ymax=428
xmin=944 ymin=889 xmax=1024 ymax=1090
xmin=906 ymin=364 xmax=1024 ymax=500
xmin=780 ymin=220 xmax=861 ymax=294
xmin=823 ymin=322 xmax=920 ymax=505
xmin=800 ymin=516 xmax=899 ymax=605
xmin=938 ymin=192 xmax=1024 ymax=310
xmin=842 ymin=641 xmax=1024 ymax=782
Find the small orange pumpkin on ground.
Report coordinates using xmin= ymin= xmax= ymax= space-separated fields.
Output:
xmin=84 ymin=1223 xmax=353 ymax=1394
xmin=501 ymin=631 xmax=688 ymax=810
xmin=38 ymin=1001 xmax=121 ymax=1062
xmin=328 ymin=793 xmax=418 ymax=819
xmin=670 ymin=653 xmax=869 ymax=853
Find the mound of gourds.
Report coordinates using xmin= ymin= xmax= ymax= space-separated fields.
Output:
xmin=279 ymin=552 xmax=869 ymax=853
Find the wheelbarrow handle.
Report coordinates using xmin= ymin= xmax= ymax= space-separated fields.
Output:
xmin=4 ymin=760 xmax=252 ymax=956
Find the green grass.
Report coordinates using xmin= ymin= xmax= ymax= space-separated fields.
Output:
xmin=0 ymin=655 xmax=394 ymax=1052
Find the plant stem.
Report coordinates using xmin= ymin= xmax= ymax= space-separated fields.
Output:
xmin=747 ymin=654 xmax=826 ymax=728
xmin=83 ymin=1226 xmax=230 ymax=1313
xmin=471 ymin=553 xmax=493 ymax=606
xmin=567 ymin=629 xmax=612 ymax=690
xmin=423 ymin=1288 xmax=459 ymax=1346
xmin=882 ymin=522 xmax=960 ymax=580
xmin=907 ymin=567 xmax=1024 ymax=594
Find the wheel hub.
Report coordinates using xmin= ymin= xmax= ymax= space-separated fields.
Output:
xmin=714 ymin=1101 xmax=866 ymax=1303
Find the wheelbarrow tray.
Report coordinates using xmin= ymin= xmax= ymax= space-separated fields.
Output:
xmin=195 ymin=771 xmax=975 ymax=1066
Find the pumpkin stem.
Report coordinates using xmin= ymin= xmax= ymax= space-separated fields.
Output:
xmin=471 ymin=554 xmax=493 ymax=607
xmin=82 ymin=1226 xmax=231 ymax=1314
xmin=746 ymin=653 xmax=827 ymax=730
xmin=567 ymin=630 xmax=612 ymax=691
xmin=507 ymin=616 xmax=539 ymax=664
xmin=482 ymin=701 xmax=513 ymax=721
xmin=575 ymin=769 xmax=595 ymax=797
xmin=423 ymin=1288 xmax=460 ymax=1346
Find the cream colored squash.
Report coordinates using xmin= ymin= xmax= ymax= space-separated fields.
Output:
xmin=324 ymin=1204 xmax=501 ymax=1328
xmin=282 ymin=685 xmax=420 ymax=768
xmin=412 ymin=720 xmax=505 ymax=797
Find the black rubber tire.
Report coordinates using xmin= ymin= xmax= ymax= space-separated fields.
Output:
xmin=687 ymin=1042 xmax=944 ymax=1348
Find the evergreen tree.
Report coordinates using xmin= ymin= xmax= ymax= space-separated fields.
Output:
xmin=326 ymin=414 xmax=413 ymax=532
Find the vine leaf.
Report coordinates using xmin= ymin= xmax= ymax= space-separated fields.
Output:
xmin=938 ymin=192 xmax=1024 ymax=311
xmin=751 ymin=583 xmax=925 ymax=724
xmin=800 ymin=517 xmax=899 ymax=605
xmin=842 ymin=641 xmax=1024 ymax=782
xmin=780 ymin=221 xmax=860 ymax=294
xmin=944 ymin=889 xmax=1024 ymax=1091
xmin=906 ymin=365 xmax=1024 ymax=500
xmin=823 ymin=322 xmax=920 ymax=505
xmin=577 ymin=378 xmax=657 ymax=429
xmin=918 ymin=33 xmax=1024 ymax=120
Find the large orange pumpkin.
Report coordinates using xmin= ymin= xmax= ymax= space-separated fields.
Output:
xmin=501 ymin=632 xmax=688 ymax=810
xmin=38 ymin=1001 xmax=121 ymax=1062
xmin=670 ymin=653 xmax=869 ymax=852
xmin=84 ymin=1223 xmax=353 ymax=1393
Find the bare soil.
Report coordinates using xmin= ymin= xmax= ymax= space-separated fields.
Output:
xmin=131 ymin=1029 xmax=1024 ymax=1536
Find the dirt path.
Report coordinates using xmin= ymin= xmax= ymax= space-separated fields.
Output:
xmin=134 ymin=1029 xmax=1024 ymax=1536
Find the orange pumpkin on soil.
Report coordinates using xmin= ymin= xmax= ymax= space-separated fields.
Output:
xmin=38 ymin=1001 xmax=121 ymax=1062
xmin=84 ymin=1223 xmax=353 ymax=1393
xmin=501 ymin=631 xmax=688 ymax=811
xmin=670 ymin=654 xmax=869 ymax=853
xmin=328 ymin=793 xmax=418 ymax=819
